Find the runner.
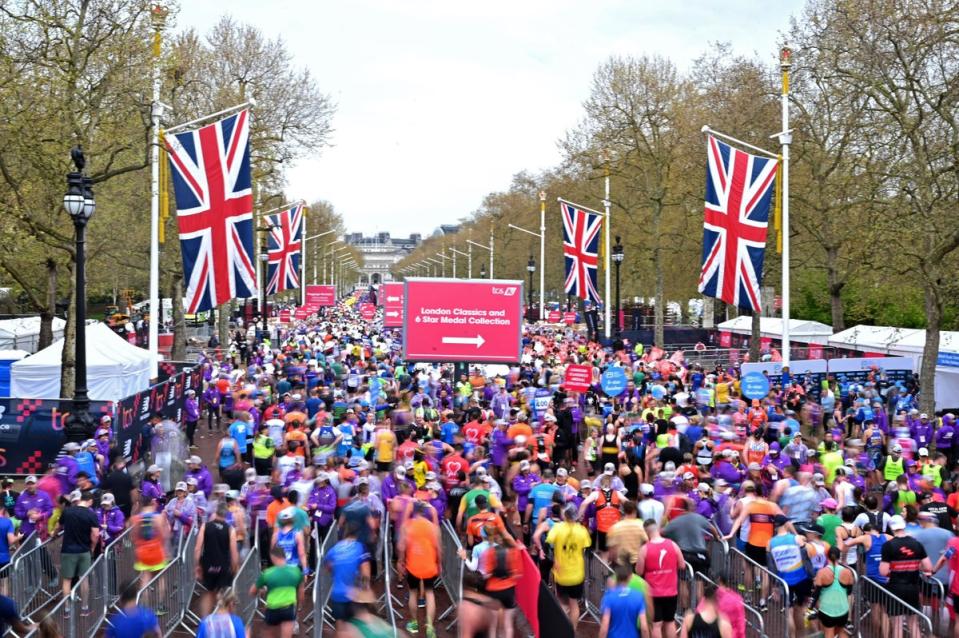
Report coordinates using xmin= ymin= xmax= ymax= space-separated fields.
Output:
xmin=636 ymin=520 xmax=685 ymax=638
xmin=397 ymin=501 xmax=441 ymax=637
xmin=546 ymin=504 xmax=591 ymax=632
xmin=323 ymin=521 xmax=371 ymax=634
xmin=253 ymin=545 xmax=303 ymax=638
xmin=194 ymin=503 xmax=239 ymax=617
xmin=131 ymin=495 xmax=170 ymax=589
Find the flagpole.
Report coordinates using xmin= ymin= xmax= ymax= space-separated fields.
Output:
xmin=148 ymin=4 xmax=167 ymax=379
xmin=539 ymin=191 xmax=546 ymax=321
xmin=778 ymin=45 xmax=793 ymax=366
xmin=164 ymin=100 xmax=256 ymax=135
xmin=603 ymin=153 xmax=611 ymax=340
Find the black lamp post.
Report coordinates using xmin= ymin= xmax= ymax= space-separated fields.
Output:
xmin=480 ymin=263 xmax=487 ymax=279
xmin=63 ymin=147 xmax=96 ymax=443
xmin=612 ymin=235 xmax=624 ymax=336
xmin=259 ymin=252 xmax=269 ymax=337
xmin=526 ymin=255 xmax=535 ymax=320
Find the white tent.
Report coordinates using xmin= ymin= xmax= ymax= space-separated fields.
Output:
xmin=10 ymin=322 xmax=151 ymax=401
xmin=717 ymin=317 xmax=834 ymax=344
xmin=829 ymin=324 xmax=959 ymax=410
xmin=0 ymin=317 xmax=66 ymax=353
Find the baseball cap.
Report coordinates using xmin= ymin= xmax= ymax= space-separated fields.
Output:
xmin=697 ymin=483 xmax=711 ymax=493
xmin=188 ymin=455 xmax=201 ymax=465
xmin=68 ymin=490 xmax=82 ymax=503
xmin=245 ymin=468 xmax=257 ymax=479
xmin=580 ymin=479 xmax=592 ymax=490
xmin=186 ymin=477 xmax=198 ymax=486
xmin=748 ymin=463 xmax=762 ymax=471
xmin=683 ymin=471 xmax=696 ymax=480
xmin=821 ymin=497 xmax=838 ymax=510
xmin=844 ymin=458 xmax=855 ymax=466
xmin=174 ymin=481 xmax=188 ymax=492
xmin=425 ymin=471 xmax=437 ymax=481
xmin=813 ymin=473 xmax=825 ymax=485
xmin=519 ymin=460 xmax=531 ymax=471
xmin=101 ymin=493 xmax=115 ymax=505
xmin=888 ymin=515 xmax=906 ymax=531
xmin=640 ymin=483 xmax=654 ymax=495
xmin=722 ymin=449 xmax=737 ymax=458
xmin=920 ymin=413 xmax=929 ymax=419
xmin=394 ymin=465 xmax=406 ymax=477
xmin=892 ymin=444 xmax=902 ymax=452
xmin=24 ymin=475 xmax=37 ymax=484
xmin=279 ymin=509 xmax=294 ymax=521
xmin=63 ymin=442 xmax=80 ymax=452
xmin=919 ymin=447 xmax=929 ymax=456
xmin=604 ymin=463 xmax=615 ymax=476
xmin=147 ymin=464 xmax=162 ymax=474
xmin=316 ymin=472 xmax=330 ymax=482
xmin=543 ymin=414 xmax=557 ymax=422
xmin=664 ymin=461 xmax=676 ymax=472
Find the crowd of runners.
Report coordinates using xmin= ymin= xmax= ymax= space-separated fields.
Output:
xmin=2 ymin=289 xmax=957 ymax=638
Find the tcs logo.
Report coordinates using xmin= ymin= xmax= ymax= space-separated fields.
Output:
xmin=492 ymin=286 xmax=517 ymax=297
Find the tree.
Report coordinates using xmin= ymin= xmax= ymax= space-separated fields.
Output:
xmin=806 ymin=0 xmax=959 ymax=413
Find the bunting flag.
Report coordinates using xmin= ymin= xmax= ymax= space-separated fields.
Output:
xmin=265 ymin=203 xmax=304 ymax=295
xmin=698 ymin=135 xmax=778 ymax=312
xmin=560 ymin=200 xmax=603 ymax=303
xmin=164 ymin=110 xmax=256 ymax=313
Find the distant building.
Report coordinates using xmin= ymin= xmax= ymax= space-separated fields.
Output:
xmin=345 ymin=232 xmax=422 ymax=284
xmin=433 ymin=224 xmax=460 ymax=237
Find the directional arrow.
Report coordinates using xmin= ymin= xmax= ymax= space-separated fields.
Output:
xmin=385 ymin=311 xmax=400 ymax=317
xmin=386 ymin=296 xmax=401 ymax=302
xmin=441 ymin=334 xmax=485 ymax=348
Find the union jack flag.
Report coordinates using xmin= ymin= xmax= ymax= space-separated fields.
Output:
xmin=561 ymin=200 xmax=603 ymax=303
xmin=265 ymin=203 xmax=303 ymax=295
xmin=165 ymin=110 xmax=256 ymax=313
xmin=698 ymin=135 xmax=778 ymax=311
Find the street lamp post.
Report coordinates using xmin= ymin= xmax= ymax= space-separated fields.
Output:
xmin=527 ymin=256 xmax=535 ymax=321
xmin=63 ymin=147 xmax=96 ymax=443
xmin=480 ymin=263 xmax=487 ymax=279
xmin=259 ymin=252 xmax=268 ymax=336
xmin=612 ymin=235 xmax=624 ymax=337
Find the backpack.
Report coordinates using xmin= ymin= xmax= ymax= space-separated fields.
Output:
xmin=491 ymin=546 xmax=511 ymax=579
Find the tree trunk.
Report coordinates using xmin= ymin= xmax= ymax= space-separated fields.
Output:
xmin=172 ymin=277 xmax=186 ymax=361
xmin=38 ymin=258 xmax=57 ymax=351
xmin=919 ymin=285 xmax=940 ymax=415
xmin=60 ymin=266 xmax=76 ymax=398
xmin=749 ymin=311 xmax=761 ymax=363
xmin=825 ymin=245 xmax=845 ymax=331
xmin=217 ymin=300 xmax=230 ymax=349
xmin=652 ymin=201 xmax=665 ymax=348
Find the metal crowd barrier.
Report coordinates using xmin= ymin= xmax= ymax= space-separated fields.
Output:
xmin=920 ymin=573 xmax=948 ymax=636
xmin=582 ymin=550 xmax=614 ymax=621
xmin=437 ymin=519 xmax=464 ymax=629
xmin=179 ymin=521 xmax=201 ymax=633
xmin=104 ymin=527 xmax=136 ymax=608
xmin=676 ymin=562 xmax=696 ymax=623
xmin=15 ymin=532 xmax=62 ymax=620
xmin=8 ymin=532 xmax=40 ymax=613
xmin=708 ymin=534 xmax=729 ymax=578
xmin=133 ymin=523 xmax=198 ymax=638
xmin=22 ymin=550 xmax=109 ymax=638
xmin=856 ymin=576 xmax=935 ymax=638
xmin=725 ymin=547 xmax=789 ymax=638
xmin=381 ymin=515 xmax=399 ymax=638
xmin=233 ymin=526 xmax=261 ymax=626
xmin=312 ymin=521 xmax=339 ymax=638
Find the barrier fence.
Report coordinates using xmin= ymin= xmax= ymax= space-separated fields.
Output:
xmin=724 ymin=546 xmax=789 ymax=638
xmin=14 ymin=532 xmax=62 ymax=620
xmin=437 ymin=519 xmax=464 ymax=629
xmin=381 ymin=514 xmax=399 ymax=637
xmin=312 ymin=521 xmax=339 ymax=638
xmin=8 ymin=532 xmax=39 ymax=611
xmin=233 ymin=526 xmax=261 ymax=627
xmin=582 ymin=550 xmax=613 ymax=622
xmin=23 ymin=549 xmax=109 ymax=638
xmin=856 ymin=576 xmax=935 ymax=638
xmin=133 ymin=524 xmax=199 ymax=638
xmin=693 ymin=571 xmax=765 ymax=638
xmin=104 ymin=527 xmax=137 ymax=608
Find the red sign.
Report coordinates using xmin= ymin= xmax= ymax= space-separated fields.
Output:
xmin=294 ymin=307 xmax=310 ymax=320
xmin=564 ymin=364 xmax=593 ymax=392
xmin=305 ymin=285 xmax=336 ymax=307
xmin=808 ymin=344 xmax=824 ymax=360
xmin=718 ymin=331 xmax=732 ymax=347
xmin=563 ymin=311 xmax=576 ymax=325
xmin=359 ymin=303 xmax=376 ymax=321
xmin=548 ymin=310 xmax=561 ymax=323
xmin=279 ymin=310 xmax=291 ymax=323
xmin=403 ymin=278 xmax=523 ymax=363
xmin=380 ymin=282 xmax=404 ymax=327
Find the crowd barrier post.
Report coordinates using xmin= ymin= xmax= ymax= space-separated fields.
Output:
xmin=583 ymin=550 xmax=614 ymax=622
xmin=920 ymin=572 xmax=948 ymax=636
xmin=708 ymin=534 xmax=729 ymax=579
xmin=855 ymin=576 xmax=935 ymax=638
xmin=135 ymin=550 xmax=186 ymax=638
xmin=178 ymin=524 xmax=201 ymax=634
xmin=9 ymin=532 xmax=41 ymax=619
xmin=73 ymin=554 xmax=110 ymax=638
xmin=233 ymin=526 xmax=262 ymax=627
xmin=104 ymin=527 xmax=137 ymax=607
xmin=725 ymin=547 xmax=789 ymax=638
xmin=437 ymin=519 xmax=464 ymax=629
xmin=676 ymin=562 xmax=697 ymax=623
xmin=311 ymin=521 xmax=339 ymax=638
xmin=20 ymin=532 xmax=63 ymax=620
xmin=381 ymin=515 xmax=399 ymax=638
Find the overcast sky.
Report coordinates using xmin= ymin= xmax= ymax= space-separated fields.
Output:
xmin=178 ymin=0 xmax=805 ymax=237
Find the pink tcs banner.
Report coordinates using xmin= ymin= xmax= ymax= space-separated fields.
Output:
xmin=563 ymin=311 xmax=576 ymax=325
xmin=548 ymin=310 xmax=561 ymax=323
xmin=719 ymin=331 xmax=732 ymax=347
xmin=359 ymin=303 xmax=376 ymax=320
xmin=305 ymin=285 xmax=336 ymax=307
xmin=563 ymin=364 xmax=593 ymax=392
xmin=403 ymin=278 xmax=523 ymax=363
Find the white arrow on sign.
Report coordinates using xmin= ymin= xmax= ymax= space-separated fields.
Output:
xmin=385 ymin=311 xmax=400 ymax=317
xmin=441 ymin=334 xmax=485 ymax=348
xmin=386 ymin=296 xmax=401 ymax=302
